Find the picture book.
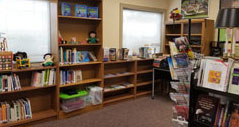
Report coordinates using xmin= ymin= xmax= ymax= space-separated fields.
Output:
xmin=103 ymin=48 xmax=109 ymax=62
xmin=87 ymin=7 xmax=98 ymax=18
xmin=225 ymin=102 xmax=239 ymax=127
xmin=228 ymin=62 xmax=239 ymax=95
xmin=174 ymin=37 xmax=194 ymax=58
xmin=61 ymin=2 xmax=71 ymax=16
xmin=174 ymin=53 xmax=189 ymax=68
xmin=202 ymin=59 xmax=229 ymax=92
xmin=75 ymin=4 xmax=87 ymax=17
xmin=81 ymin=51 xmax=90 ymax=62
xmin=194 ymin=95 xmax=219 ymax=126
xmin=169 ymin=41 xmax=179 ymax=68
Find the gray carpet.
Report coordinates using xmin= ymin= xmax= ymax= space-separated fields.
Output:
xmin=32 ymin=96 xmax=173 ymax=127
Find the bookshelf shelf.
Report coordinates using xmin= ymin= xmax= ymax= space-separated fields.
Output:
xmin=104 ymin=72 xmax=135 ymax=79
xmin=59 ymin=43 xmax=102 ymax=47
xmin=137 ymin=69 xmax=152 ymax=74
xmin=183 ymin=34 xmax=202 ymax=36
xmin=103 ymin=93 xmax=135 ymax=105
xmin=58 ymin=15 xmax=102 ymax=21
xmin=59 ymin=78 xmax=102 ymax=88
xmin=59 ymin=61 xmax=102 ymax=67
xmin=0 ymin=85 xmax=57 ymax=95
xmin=103 ymin=85 xmax=134 ymax=93
xmin=165 ymin=44 xmax=202 ymax=48
xmin=10 ymin=66 xmax=57 ymax=73
xmin=136 ymin=81 xmax=152 ymax=87
xmin=2 ymin=109 xmax=57 ymax=127
xmin=165 ymin=34 xmax=181 ymax=36
xmin=103 ymin=60 xmax=135 ymax=64
xmin=136 ymin=91 xmax=151 ymax=97
xmin=59 ymin=105 xmax=102 ymax=119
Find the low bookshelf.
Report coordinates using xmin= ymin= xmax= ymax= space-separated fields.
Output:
xmin=103 ymin=59 xmax=154 ymax=105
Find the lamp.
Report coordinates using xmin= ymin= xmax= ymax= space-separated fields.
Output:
xmin=215 ymin=8 xmax=239 ymax=58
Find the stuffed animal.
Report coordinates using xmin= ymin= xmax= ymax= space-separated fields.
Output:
xmin=87 ymin=31 xmax=99 ymax=43
xmin=42 ymin=53 xmax=54 ymax=66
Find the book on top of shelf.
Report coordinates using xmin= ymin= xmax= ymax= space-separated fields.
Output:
xmin=61 ymin=2 xmax=71 ymax=16
xmin=75 ymin=4 xmax=87 ymax=17
xmin=87 ymin=7 xmax=98 ymax=18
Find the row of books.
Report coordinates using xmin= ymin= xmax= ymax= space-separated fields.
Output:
xmin=0 ymin=98 xmax=32 ymax=124
xmin=104 ymin=72 xmax=131 ymax=78
xmin=0 ymin=74 xmax=21 ymax=93
xmin=59 ymin=47 xmax=97 ymax=65
xmin=197 ymin=58 xmax=239 ymax=94
xmin=61 ymin=3 xmax=98 ymax=18
xmin=60 ymin=69 xmax=82 ymax=85
xmin=104 ymin=83 xmax=134 ymax=92
xmin=194 ymin=94 xmax=239 ymax=127
xmin=31 ymin=69 xmax=56 ymax=87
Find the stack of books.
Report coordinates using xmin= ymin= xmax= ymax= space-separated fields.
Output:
xmin=60 ymin=69 xmax=82 ymax=85
xmin=0 ymin=74 xmax=21 ymax=93
xmin=59 ymin=48 xmax=97 ymax=65
xmin=0 ymin=98 xmax=32 ymax=124
xmin=31 ymin=69 xmax=56 ymax=87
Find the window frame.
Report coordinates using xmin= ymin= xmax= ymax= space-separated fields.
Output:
xmin=120 ymin=3 xmax=166 ymax=52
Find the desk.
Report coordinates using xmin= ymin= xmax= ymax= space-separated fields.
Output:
xmin=151 ymin=68 xmax=172 ymax=99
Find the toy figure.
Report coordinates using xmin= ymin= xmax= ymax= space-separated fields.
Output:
xmin=42 ymin=53 xmax=54 ymax=66
xmin=13 ymin=52 xmax=31 ymax=68
xmin=87 ymin=31 xmax=99 ymax=43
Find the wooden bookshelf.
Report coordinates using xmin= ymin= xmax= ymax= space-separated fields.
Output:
xmin=55 ymin=0 xmax=103 ymax=119
xmin=103 ymin=59 xmax=154 ymax=105
xmin=164 ymin=19 xmax=214 ymax=55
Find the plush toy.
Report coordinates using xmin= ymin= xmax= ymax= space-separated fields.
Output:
xmin=13 ymin=52 xmax=31 ymax=68
xmin=87 ymin=31 xmax=99 ymax=43
xmin=170 ymin=8 xmax=182 ymax=22
xmin=42 ymin=53 xmax=54 ymax=66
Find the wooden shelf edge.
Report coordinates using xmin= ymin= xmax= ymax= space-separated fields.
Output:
xmin=0 ymin=85 xmax=57 ymax=95
xmin=103 ymin=60 xmax=135 ymax=64
xmin=1 ymin=109 xmax=57 ymax=127
xmin=104 ymin=73 xmax=135 ymax=79
xmin=60 ymin=78 xmax=102 ymax=88
xmin=0 ymin=66 xmax=57 ymax=73
xmin=103 ymin=94 xmax=134 ymax=105
xmin=165 ymin=34 xmax=181 ymax=36
xmin=59 ymin=105 xmax=102 ymax=119
xmin=136 ymin=81 xmax=152 ymax=87
xmin=103 ymin=86 xmax=134 ymax=93
xmin=136 ymin=91 xmax=151 ymax=97
xmin=59 ymin=43 xmax=102 ymax=47
xmin=58 ymin=15 xmax=102 ymax=21
xmin=59 ymin=61 xmax=102 ymax=67
xmin=137 ymin=70 xmax=153 ymax=74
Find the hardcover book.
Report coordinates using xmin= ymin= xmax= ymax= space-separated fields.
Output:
xmin=75 ymin=4 xmax=87 ymax=17
xmin=61 ymin=2 xmax=71 ymax=16
xmin=87 ymin=7 xmax=98 ymax=18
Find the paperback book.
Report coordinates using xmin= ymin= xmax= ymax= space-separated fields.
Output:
xmin=61 ymin=2 xmax=71 ymax=16
xmin=87 ymin=7 xmax=98 ymax=18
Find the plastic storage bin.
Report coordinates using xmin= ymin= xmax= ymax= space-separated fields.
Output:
xmin=60 ymin=90 xmax=88 ymax=113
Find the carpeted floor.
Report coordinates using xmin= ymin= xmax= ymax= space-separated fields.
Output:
xmin=32 ymin=96 xmax=173 ymax=127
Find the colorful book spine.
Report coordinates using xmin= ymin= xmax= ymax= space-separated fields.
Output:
xmin=60 ymin=69 xmax=82 ymax=85
xmin=31 ymin=69 xmax=56 ymax=87
xmin=0 ymin=74 xmax=21 ymax=93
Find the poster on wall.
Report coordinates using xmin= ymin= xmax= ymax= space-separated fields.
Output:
xmin=181 ymin=0 xmax=209 ymax=19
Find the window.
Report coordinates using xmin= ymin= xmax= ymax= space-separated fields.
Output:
xmin=0 ymin=0 xmax=50 ymax=62
xmin=122 ymin=9 xmax=163 ymax=54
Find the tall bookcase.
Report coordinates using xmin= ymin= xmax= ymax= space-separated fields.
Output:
xmin=164 ymin=19 xmax=214 ymax=55
xmin=55 ymin=0 xmax=103 ymax=119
